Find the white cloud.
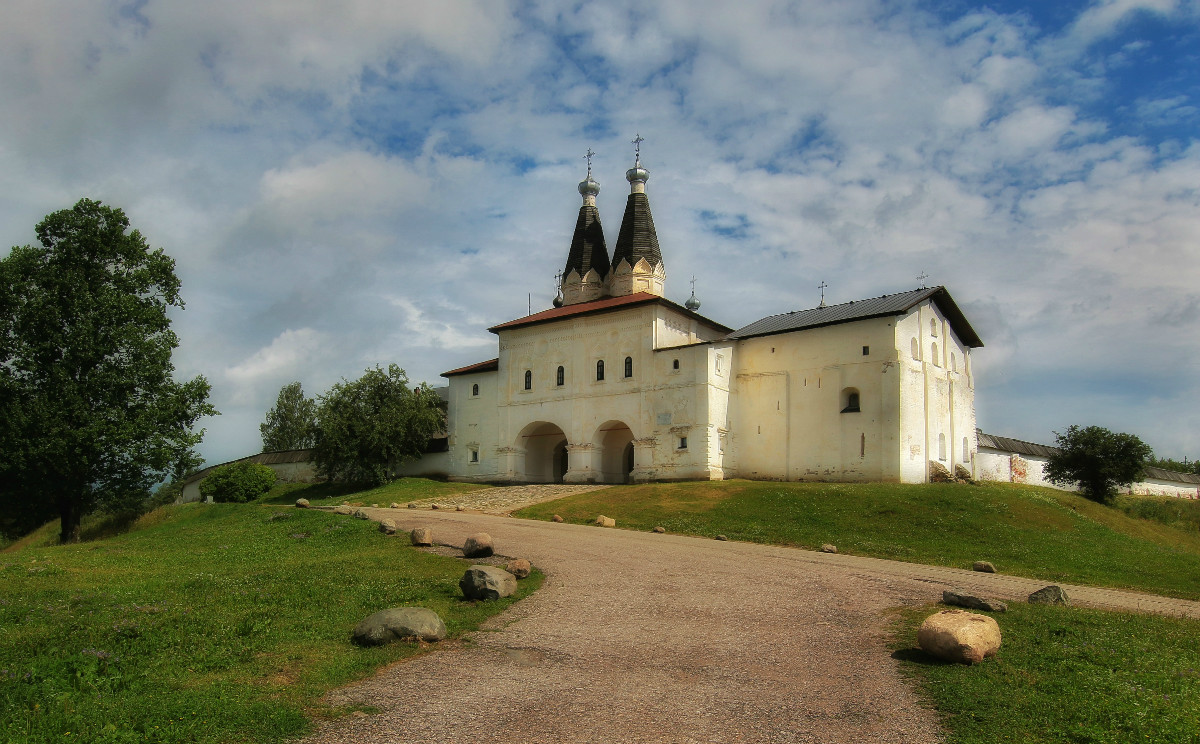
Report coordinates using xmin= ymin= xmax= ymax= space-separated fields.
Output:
xmin=226 ymin=328 xmax=330 ymax=388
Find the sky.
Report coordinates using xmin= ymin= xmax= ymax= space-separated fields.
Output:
xmin=2 ymin=0 xmax=1198 ymax=468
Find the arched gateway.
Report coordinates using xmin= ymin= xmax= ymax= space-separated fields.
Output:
xmin=516 ymin=421 xmax=568 ymax=483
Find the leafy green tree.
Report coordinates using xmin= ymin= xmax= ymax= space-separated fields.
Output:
xmin=313 ymin=364 xmax=445 ymax=485
xmin=1045 ymin=425 xmax=1152 ymax=504
xmin=260 ymin=381 xmax=318 ymax=452
xmin=0 ymin=199 xmax=216 ymax=543
xmin=199 ymin=461 xmax=277 ymax=503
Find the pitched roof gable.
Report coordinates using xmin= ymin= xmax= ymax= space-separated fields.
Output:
xmin=488 ymin=292 xmax=732 ymax=334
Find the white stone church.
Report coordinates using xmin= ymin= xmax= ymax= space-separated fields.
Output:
xmin=436 ymin=148 xmax=983 ymax=485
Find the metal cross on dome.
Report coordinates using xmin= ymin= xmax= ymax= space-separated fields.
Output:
xmin=632 ymin=133 xmax=644 ymax=165
xmin=584 ymin=148 xmax=595 ymax=178
xmin=818 ymin=280 xmax=828 ymax=308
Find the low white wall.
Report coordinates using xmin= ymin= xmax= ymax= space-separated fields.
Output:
xmin=978 ymin=447 xmax=1199 ymax=499
xmin=1129 ymin=477 xmax=1200 ymax=499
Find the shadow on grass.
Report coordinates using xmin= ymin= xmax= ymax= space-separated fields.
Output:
xmin=890 ymin=647 xmax=951 ymax=666
xmin=259 ymin=482 xmax=369 ymax=505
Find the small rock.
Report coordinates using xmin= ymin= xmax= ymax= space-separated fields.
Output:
xmin=295 ymin=498 xmax=310 ymax=508
xmin=334 ymin=505 xmax=353 ymax=515
xmin=463 ymin=532 xmax=494 ymax=558
xmin=372 ymin=503 xmax=379 ymax=508
xmin=821 ymin=543 xmax=837 ymax=554
xmin=715 ymin=534 xmax=728 ymax=541
xmin=460 ymin=565 xmax=517 ymax=600
xmin=652 ymin=526 xmax=666 ymax=533
xmin=390 ymin=502 xmax=401 ymax=509
xmin=972 ymin=561 xmax=996 ymax=573
xmin=378 ymin=519 xmax=397 ymax=535
xmin=594 ymin=515 xmax=616 ymax=528
xmin=456 ymin=505 xmax=465 ymax=512
xmin=505 ymin=559 xmax=532 ymax=579
xmin=917 ymin=609 xmax=1001 ymax=664
xmin=353 ymin=509 xmax=370 ymax=520
xmin=410 ymin=527 xmax=433 ymax=546
xmin=431 ymin=503 xmax=440 ymax=510
xmin=407 ymin=503 xmax=417 ymax=509
xmin=551 ymin=514 xmax=564 ymax=523
xmin=943 ymin=589 xmax=1008 ymax=612
xmin=352 ymin=607 xmax=447 ymax=646
xmin=1028 ymin=585 xmax=1070 ymax=605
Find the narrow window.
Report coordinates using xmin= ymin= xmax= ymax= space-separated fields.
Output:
xmin=679 ymin=436 xmax=688 ymax=450
xmin=862 ymin=345 xmax=869 ymax=356
xmin=963 ymin=437 xmax=969 ymax=462
xmin=469 ymin=448 xmax=479 ymax=463
xmin=938 ymin=433 xmax=947 ymax=461
xmin=524 ymin=370 xmax=532 ymax=390
xmin=841 ymin=388 xmax=860 ymax=413
xmin=471 ymin=383 xmax=479 ymax=397
xmin=596 ymin=360 xmax=604 ymax=381
xmin=860 ymin=433 xmax=866 ymax=458
xmin=624 ymin=356 xmax=633 ymax=378
xmin=910 ymin=338 xmax=919 ymax=360
xmin=930 ymin=318 xmax=938 ymax=336
xmin=931 ymin=342 xmax=940 ymax=366
xmin=951 ymin=354 xmax=957 ymax=372
xmin=672 ymin=359 xmax=679 ymax=370
xmin=556 ymin=366 xmax=564 ymax=386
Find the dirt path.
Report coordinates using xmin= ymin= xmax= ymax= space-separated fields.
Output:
xmin=301 ymin=504 xmax=1200 ymax=744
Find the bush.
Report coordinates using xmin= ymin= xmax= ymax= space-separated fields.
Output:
xmin=199 ymin=462 xmax=278 ymax=503
xmin=1046 ymin=425 xmax=1152 ymax=504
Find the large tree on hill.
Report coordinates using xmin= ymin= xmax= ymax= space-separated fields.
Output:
xmin=1045 ymin=425 xmax=1152 ymax=504
xmin=0 ymin=199 xmax=216 ymax=543
xmin=312 ymin=364 xmax=445 ymax=486
xmin=260 ymin=381 xmax=318 ymax=452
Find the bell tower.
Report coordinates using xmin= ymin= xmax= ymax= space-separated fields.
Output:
xmin=608 ymin=134 xmax=665 ymax=299
xmin=560 ymin=148 xmax=610 ymax=306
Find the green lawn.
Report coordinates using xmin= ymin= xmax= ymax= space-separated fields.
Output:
xmin=514 ymin=480 xmax=1200 ymax=600
xmin=0 ymin=497 xmax=540 ymax=744
xmin=891 ymin=603 xmax=1200 ymax=743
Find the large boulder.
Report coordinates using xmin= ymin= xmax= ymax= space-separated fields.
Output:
xmin=378 ymin=519 xmax=397 ymax=535
xmin=1029 ymin=585 xmax=1070 ymax=605
xmin=505 ymin=559 xmax=532 ymax=579
xmin=460 ymin=565 xmax=517 ymax=600
xmin=917 ymin=610 xmax=1002 ymax=664
xmin=462 ymin=533 xmax=494 ymax=558
xmin=295 ymin=498 xmax=310 ymax=509
xmin=352 ymin=607 xmax=447 ymax=646
xmin=410 ymin=527 xmax=433 ymax=546
xmin=942 ymin=590 xmax=1008 ymax=613
xmin=594 ymin=515 xmax=615 ymax=528
xmin=972 ymin=561 xmax=996 ymax=573
xmin=353 ymin=508 xmax=370 ymax=520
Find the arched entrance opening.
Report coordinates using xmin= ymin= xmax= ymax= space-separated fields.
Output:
xmin=595 ymin=421 xmax=635 ymax=484
xmin=517 ymin=421 xmax=568 ymax=483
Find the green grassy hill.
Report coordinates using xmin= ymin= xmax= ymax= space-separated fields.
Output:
xmin=515 ymin=480 xmax=1200 ymax=600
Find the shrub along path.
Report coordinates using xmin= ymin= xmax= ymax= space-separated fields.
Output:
xmin=302 ymin=508 xmax=1193 ymax=744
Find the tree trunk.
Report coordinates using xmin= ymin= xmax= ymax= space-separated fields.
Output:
xmin=58 ymin=496 xmax=81 ymax=544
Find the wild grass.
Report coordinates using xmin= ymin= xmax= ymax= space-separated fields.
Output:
xmin=1116 ymin=494 xmax=1200 ymax=534
xmin=890 ymin=603 xmax=1200 ymax=743
xmin=514 ymin=480 xmax=1200 ymax=600
xmin=0 ymin=499 xmax=541 ymax=744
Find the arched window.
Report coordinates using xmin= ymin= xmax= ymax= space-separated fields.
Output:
xmin=471 ymin=383 xmax=479 ymax=397
xmin=841 ymin=388 xmax=860 ymax=413
xmin=951 ymin=354 xmax=957 ymax=372
xmin=556 ymin=366 xmax=564 ymax=386
xmin=596 ymin=360 xmax=604 ymax=381
xmin=938 ymin=433 xmax=947 ymax=461
xmin=910 ymin=338 xmax=919 ymax=360
xmin=672 ymin=358 xmax=680 ymax=370
xmin=524 ymin=370 xmax=532 ymax=390
xmin=931 ymin=342 xmax=940 ymax=367
xmin=624 ymin=356 xmax=633 ymax=378
xmin=930 ymin=318 xmax=938 ymax=336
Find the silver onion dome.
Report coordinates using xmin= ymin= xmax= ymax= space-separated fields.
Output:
xmin=685 ymin=291 xmax=701 ymax=311
xmin=626 ymin=164 xmax=649 ymax=184
xmin=578 ymin=175 xmax=601 ymax=197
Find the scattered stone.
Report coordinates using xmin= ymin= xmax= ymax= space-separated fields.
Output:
xmin=378 ymin=519 xmax=397 ymax=535
xmin=267 ymin=512 xmax=289 ymax=522
xmin=352 ymin=607 xmax=447 ymax=646
xmin=652 ymin=526 xmax=666 ymax=533
xmin=820 ymin=543 xmax=837 ymax=554
xmin=715 ymin=534 xmax=728 ymax=541
xmin=917 ymin=610 xmax=1001 ymax=664
xmin=972 ymin=561 xmax=996 ymax=573
xmin=460 ymin=565 xmax=517 ymax=600
xmin=1028 ymin=585 xmax=1070 ymax=605
xmin=463 ymin=532 xmax=494 ymax=558
xmin=390 ymin=502 xmax=401 ymax=509
xmin=410 ymin=527 xmax=433 ymax=546
xmin=407 ymin=503 xmax=417 ymax=509
xmin=505 ymin=559 xmax=532 ymax=579
xmin=372 ymin=503 xmax=379 ymax=508
xmin=290 ymin=533 xmax=308 ymax=540
xmin=551 ymin=514 xmax=564 ymax=523
xmin=334 ymin=505 xmax=353 ymax=515
xmin=295 ymin=498 xmax=310 ymax=508
xmin=456 ymin=505 xmax=465 ymax=511
xmin=431 ymin=503 xmax=440 ymax=510
xmin=942 ymin=590 xmax=1008 ymax=613
xmin=353 ymin=509 xmax=370 ymax=520
xmin=929 ymin=460 xmax=954 ymax=483
xmin=594 ymin=515 xmax=616 ymax=528
xmin=953 ymin=464 xmax=976 ymax=484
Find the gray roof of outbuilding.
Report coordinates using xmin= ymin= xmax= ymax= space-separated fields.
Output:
xmin=977 ymin=430 xmax=1200 ymax=485
xmin=727 ymin=286 xmax=983 ymax=347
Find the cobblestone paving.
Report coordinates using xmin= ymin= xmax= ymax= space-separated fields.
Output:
xmin=402 ymin=483 xmax=611 ymax=515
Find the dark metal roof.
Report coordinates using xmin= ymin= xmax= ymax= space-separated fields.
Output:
xmin=564 ymin=204 xmax=610 ymax=278
xmin=183 ymin=448 xmax=314 ymax=486
xmin=488 ymin=292 xmax=732 ymax=334
xmin=727 ymin=286 xmax=983 ymax=347
xmin=977 ymin=430 xmax=1200 ymax=485
xmin=442 ymin=358 xmax=499 ymax=377
xmin=611 ymin=192 xmax=662 ymax=270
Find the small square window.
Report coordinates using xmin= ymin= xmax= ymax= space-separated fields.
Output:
xmin=469 ymin=449 xmax=479 ymax=463
xmin=862 ymin=346 xmax=869 ymax=356
xmin=679 ymin=437 xmax=688 ymax=450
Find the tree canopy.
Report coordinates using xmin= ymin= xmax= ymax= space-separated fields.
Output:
xmin=260 ymin=381 xmax=317 ymax=452
xmin=1045 ymin=425 xmax=1152 ymax=504
xmin=312 ymin=364 xmax=445 ymax=486
xmin=0 ymin=199 xmax=216 ymax=543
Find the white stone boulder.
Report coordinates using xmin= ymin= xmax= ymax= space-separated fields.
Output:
xmin=917 ymin=609 xmax=1001 ymax=665
xmin=594 ymin=515 xmax=615 ymax=528
xmin=462 ymin=533 xmax=494 ymax=558
xmin=378 ymin=519 xmax=397 ymax=535
xmin=295 ymin=498 xmax=310 ymax=508
xmin=352 ymin=607 xmax=447 ymax=646
xmin=460 ymin=565 xmax=517 ymax=600
xmin=410 ymin=527 xmax=433 ymax=546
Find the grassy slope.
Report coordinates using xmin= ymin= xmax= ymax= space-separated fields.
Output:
xmin=515 ymin=480 xmax=1200 ymax=600
xmin=1 ymin=498 xmax=540 ymax=744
